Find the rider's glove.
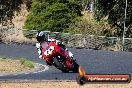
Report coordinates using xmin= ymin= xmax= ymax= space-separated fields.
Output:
xmin=36 ymin=43 xmax=41 ymax=49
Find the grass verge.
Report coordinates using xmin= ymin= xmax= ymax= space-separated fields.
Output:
xmin=0 ymin=56 xmax=35 ymax=73
xmin=20 ymin=58 xmax=35 ymax=69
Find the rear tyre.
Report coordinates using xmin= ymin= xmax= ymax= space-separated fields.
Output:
xmin=53 ymin=57 xmax=69 ymax=73
xmin=72 ymin=61 xmax=79 ymax=73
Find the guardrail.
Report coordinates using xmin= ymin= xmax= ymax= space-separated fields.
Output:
xmin=23 ymin=30 xmax=132 ymax=51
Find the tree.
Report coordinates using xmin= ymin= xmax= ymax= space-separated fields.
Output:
xmin=0 ymin=0 xmax=24 ymax=26
xmin=93 ymin=0 xmax=132 ymax=51
xmin=93 ymin=0 xmax=132 ymax=37
xmin=0 ymin=0 xmax=32 ymax=26
xmin=24 ymin=0 xmax=82 ymax=32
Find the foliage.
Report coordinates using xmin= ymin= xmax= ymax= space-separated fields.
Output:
xmin=82 ymin=0 xmax=92 ymax=11
xmin=23 ymin=30 xmax=37 ymax=39
xmin=0 ymin=0 xmax=32 ymax=26
xmin=68 ymin=16 xmax=114 ymax=37
xmin=24 ymin=0 xmax=82 ymax=32
xmin=0 ymin=0 xmax=23 ymax=25
xmin=93 ymin=0 xmax=132 ymax=37
xmin=20 ymin=58 xmax=35 ymax=68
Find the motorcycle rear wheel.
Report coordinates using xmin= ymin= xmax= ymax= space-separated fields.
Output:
xmin=72 ymin=61 xmax=79 ymax=73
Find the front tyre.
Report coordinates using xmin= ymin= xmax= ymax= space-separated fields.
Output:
xmin=53 ymin=57 xmax=69 ymax=73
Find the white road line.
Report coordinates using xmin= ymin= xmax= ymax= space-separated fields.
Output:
xmin=33 ymin=63 xmax=49 ymax=74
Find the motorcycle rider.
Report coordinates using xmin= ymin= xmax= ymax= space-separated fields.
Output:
xmin=36 ymin=31 xmax=74 ymax=68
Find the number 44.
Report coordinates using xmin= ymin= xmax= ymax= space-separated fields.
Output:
xmin=44 ymin=46 xmax=54 ymax=56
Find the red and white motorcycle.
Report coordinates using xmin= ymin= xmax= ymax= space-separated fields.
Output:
xmin=36 ymin=41 xmax=79 ymax=73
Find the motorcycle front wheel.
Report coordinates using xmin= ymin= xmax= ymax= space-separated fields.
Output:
xmin=53 ymin=57 xmax=69 ymax=73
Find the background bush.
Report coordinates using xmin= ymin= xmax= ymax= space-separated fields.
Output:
xmin=68 ymin=15 xmax=115 ymax=37
xmin=24 ymin=0 xmax=82 ymax=32
xmin=20 ymin=58 xmax=35 ymax=68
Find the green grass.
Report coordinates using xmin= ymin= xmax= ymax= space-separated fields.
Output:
xmin=0 ymin=56 xmax=35 ymax=68
xmin=20 ymin=58 xmax=35 ymax=69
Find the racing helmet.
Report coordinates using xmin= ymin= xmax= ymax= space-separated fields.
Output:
xmin=36 ymin=31 xmax=46 ymax=43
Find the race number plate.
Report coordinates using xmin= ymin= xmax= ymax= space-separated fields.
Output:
xmin=44 ymin=46 xmax=54 ymax=56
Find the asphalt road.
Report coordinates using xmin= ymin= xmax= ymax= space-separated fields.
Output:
xmin=0 ymin=43 xmax=132 ymax=80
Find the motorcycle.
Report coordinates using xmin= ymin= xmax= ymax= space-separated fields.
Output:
xmin=41 ymin=41 xmax=79 ymax=73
